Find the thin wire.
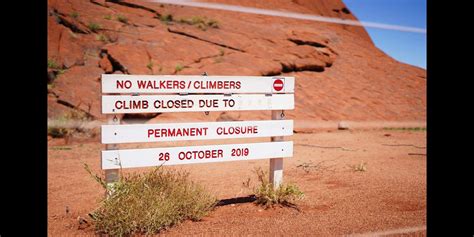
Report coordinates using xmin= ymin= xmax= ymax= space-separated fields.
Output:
xmin=148 ymin=0 xmax=426 ymax=34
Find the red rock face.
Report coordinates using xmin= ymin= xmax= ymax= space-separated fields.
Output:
xmin=47 ymin=0 xmax=426 ymax=128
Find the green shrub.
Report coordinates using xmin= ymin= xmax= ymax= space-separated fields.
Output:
xmin=47 ymin=59 xmax=61 ymax=69
xmin=206 ymin=19 xmax=219 ymax=28
xmin=252 ymin=167 xmax=304 ymax=209
xmin=88 ymin=22 xmax=101 ymax=32
xmin=178 ymin=16 xmax=219 ymax=30
xmin=104 ymin=15 xmax=112 ymax=20
xmin=146 ymin=61 xmax=154 ymax=70
xmin=116 ymin=15 xmax=128 ymax=23
xmin=85 ymin=165 xmax=217 ymax=236
xmin=159 ymin=14 xmax=173 ymax=23
xmin=70 ymin=11 xmax=79 ymax=19
xmin=175 ymin=63 xmax=184 ymax=72
xmin=96 ymin=34 xmax=109 ymax=43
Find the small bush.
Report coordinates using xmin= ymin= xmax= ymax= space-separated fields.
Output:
xmin=175 ymin=63 xmax=184 ymax=72
xmin=85 ymin=165 xmax=217 ymax=236
xmin=178 ymin=16 xmax=219 ymax=31
xmin=48 ymin=59 xmax=61 ymax=69
xmin=88 ymin=22 xmax=101 ymax=32
xmin=207 ymin=19 xmax=219 ymax=28
xmin=116 ymin=15 xmax=128 ymax=23
xmin=146 ymin=61 xmax=154 ymax=70
xmin=252 ymin=167 xmax=304 ymax=209
xmin=104 ymin=15 xmax=112 ymax=20
xmin=70 ymin=11 xmax=79 ymax=19
xmin=351 ymin=161 xmax=367 ymax=172
xmin=96 ymin=34 xmax=109 ymax=43
xmin=159 ymin=14 xmax=173 ymax=23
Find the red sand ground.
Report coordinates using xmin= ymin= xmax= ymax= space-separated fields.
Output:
xmin=48 ymin=129 xmax=426 ymax=236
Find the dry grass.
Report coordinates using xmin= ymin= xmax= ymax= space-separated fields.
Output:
xmin=351 ymin=161 xmax=367 ymax=172
xmin=85 ymin=165 xmax=217 ymax=236
xmin=252 ymin=167 xmax=304 ymax=209
xmin=178 ymin=16 xmax=219 ymax=30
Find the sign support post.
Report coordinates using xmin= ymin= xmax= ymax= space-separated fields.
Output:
xmin=270 ymin=110 xmax=285 ymax=188
xmin=105 ymin=114 xmax=121 ymax=195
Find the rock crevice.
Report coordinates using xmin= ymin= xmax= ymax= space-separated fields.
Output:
xmin=167 ymin=28 xmax=246 ymax=53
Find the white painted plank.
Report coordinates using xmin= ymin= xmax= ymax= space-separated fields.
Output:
xmin=102 ymin=141 xmax=293 ymax=169
xmin=102 ymin=94 xmax=294 ymax=114
xmin=102 ymin=120 xmax=293 ymax=144
xmin=101 ymin=75 xmax=295 ymax=94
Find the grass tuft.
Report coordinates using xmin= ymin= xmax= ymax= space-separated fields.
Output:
xmin=116 ymin=15 xmax=128 ymax=24
xmin=96 ymin=34 xmax=109 ymax=43
xmin=252 ymin=167 xmax=304 ymax=209
xmin=175 ymin=63 xmax=185 ymax=72
xmin=178 ymin=16 xmax=219 ymax=31
xmin=85 ymin=166 xmax=217 ymax=236
xmin=159 ymin=14 xmax=173 ymax=24
xmin=70 ymin=11 xmax=79 ymax=19
xmin=146 ymin=61 xmax=154 ymax=70
xmin=48 ymin=59 xmax=61 ymax=70
xmin=87 ymin=22 xmax=102 ymax=32
xmin=351 ymin=161 xmax=367 ymax=172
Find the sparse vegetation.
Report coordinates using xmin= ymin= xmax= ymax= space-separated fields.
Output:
xmin=351 ymin=162 xmax=367 ymax=172
xmin=175 ymin=63 xmax=185 ymax=72
xmin=70 ymin=11 xmax=79 ymax=19
xmin=48 ymin=59 xmax=61 ymax=70
xmin=85 ymin=165 xmax=217 ymax=236
xmin=383 ymin=127 xmax=426 ymax=131
xmin=116 ymin=15 xmax=128 ymax=24
xmin=87 ymin=22 xmax=102 ymax=32
xmin=159 ymin=14 xmax=173 ymax=24
xmin=96 ymin=34 xmax=109 ymax=43
xmin=207 ymin=19 xmax=219 ymax=28
xmin=178 ymin=16 xmax=219 ymax=31
xmin=146 ymin=61 xmax=154 ymax=70
xmin=251 ymin=167 xmax=304 ymax=209
xmin=104 ymin=15 xmax=112 ymax=20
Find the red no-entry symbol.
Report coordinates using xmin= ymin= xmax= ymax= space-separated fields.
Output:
xmin=273 ymin=79 xmax=284 ymax=92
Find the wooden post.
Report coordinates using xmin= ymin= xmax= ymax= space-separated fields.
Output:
xmin=270 ymin=110 xmax=284 ymax=188
xmin=105 ymin=114 xmax=121 ymax=195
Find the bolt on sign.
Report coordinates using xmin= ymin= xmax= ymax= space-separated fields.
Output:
xmin=101 ymin=75 xmax=295 ymax=188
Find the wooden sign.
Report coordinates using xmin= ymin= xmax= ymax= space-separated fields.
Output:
xmin=101 ymin=75 xmax=295 ymax=94
xmin=102 ymin=120 xmax=293 ymax=144
xmin=100 ymin=74 xmax=296 ymax=189
xmin=102 ymin=141 xmax=293 ymax=169
xmin=102 ymin=94 xmax=294 ymax=114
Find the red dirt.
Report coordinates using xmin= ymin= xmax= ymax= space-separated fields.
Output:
xmin=48 ymin=129 xmax=426 ymax=236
